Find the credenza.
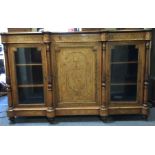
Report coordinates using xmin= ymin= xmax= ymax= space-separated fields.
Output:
xmin=1 ymin=29 xmax=152 ymax=122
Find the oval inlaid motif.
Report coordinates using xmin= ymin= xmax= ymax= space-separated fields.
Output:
xmin=65 ymin=52 xmax=87 ymax=94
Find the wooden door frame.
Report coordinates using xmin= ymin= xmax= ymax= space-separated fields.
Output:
xmin=106 ymin=41 xmax=145 ymax=107
xmin=8 ymin=43 xmax=48 ymax=108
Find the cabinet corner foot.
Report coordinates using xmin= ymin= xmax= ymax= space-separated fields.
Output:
xmin=9 ymin=117 xmax=15 ymax=124
xmin=47 ymin=117 xmax=55 ymax=124
xmin=100 ymin=116 xmax=112 ymax=123
xmin=142 ymin=115 xmax=148 ymax=121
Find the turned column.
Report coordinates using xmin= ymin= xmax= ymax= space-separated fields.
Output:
xmin=43 ymin=33 xmax=55 ymax=119
xmin=100 ymin=42 xmax=108 ymax=116
xmin=142 ymin=41 xmax=151 ymax=116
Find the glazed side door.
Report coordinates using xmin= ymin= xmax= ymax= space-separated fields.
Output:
xmin=106 ymin=41 xmax=145 ymax=107
xmin=8 ymin=44 xmax=48 ymax=107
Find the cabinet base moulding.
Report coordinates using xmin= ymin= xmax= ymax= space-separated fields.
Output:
xmin=7 ymin=106 xmax=149 ymax=119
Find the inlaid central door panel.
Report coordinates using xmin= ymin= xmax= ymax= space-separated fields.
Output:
xmin=53 ymin=43 xmax=101 ymax=107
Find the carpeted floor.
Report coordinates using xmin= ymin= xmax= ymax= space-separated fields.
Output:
xmin=0 ymin=96 xmax=155 ymax=126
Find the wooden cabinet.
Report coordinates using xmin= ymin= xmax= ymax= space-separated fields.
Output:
xmin=1 ymin=30 xmax=152 ymax=122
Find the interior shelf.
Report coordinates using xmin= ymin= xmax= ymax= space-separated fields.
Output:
xmin=16 ymin=64 xmax=42 ymax=66
xmin=111 ymin=61 xmax=138 ymax=64
xmin=18 ymin=84 xmax=44 ymax=88
xmin=111 ymin=83 xmax=137 ymax=86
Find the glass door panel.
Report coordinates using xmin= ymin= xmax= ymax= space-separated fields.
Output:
xmin=111 ymin=85 xmax=137 ymax=101
xmin=14 ymin=47 xmax=44 ymax=104
xmin=110 ymin=44 xmax=138 ymax=102
xmin=15 ymin=48 xmax=42 ymax=64
xmin=18 ymin=87 xmax=44 ymax=104
xmin=111 ymin=63 xmax=138 ymax=83
xmin=111 ymin=45 xmax=138 ymax=62
xmin=16 ymin=65 xmax=43 ymax=84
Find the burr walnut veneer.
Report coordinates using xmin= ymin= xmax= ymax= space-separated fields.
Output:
xmin=1 ymin=30 xmax=152 ymax=122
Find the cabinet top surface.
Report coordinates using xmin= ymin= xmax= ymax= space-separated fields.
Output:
xmin=1 ymin=29 xmax=152 ymax=43
xmin=0 ymin=29 xmax=152 ymax=35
